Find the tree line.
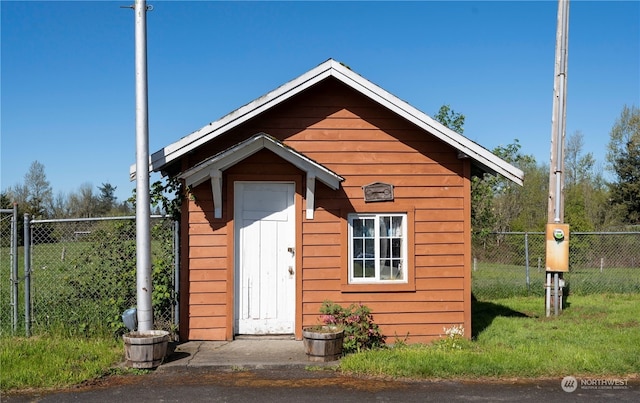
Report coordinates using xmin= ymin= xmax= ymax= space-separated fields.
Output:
xmin=2 ymin=104 xmax=638 ymax=235
xmin=1 ymin=162 xmax=132 ymax=220
xmin=435 ymin=104 xmax=639 ymax=239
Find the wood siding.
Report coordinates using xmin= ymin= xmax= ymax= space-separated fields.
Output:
xmin=181 ymin=78 xmax=471 ymax=343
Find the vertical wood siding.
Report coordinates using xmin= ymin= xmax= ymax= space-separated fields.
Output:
xmin=182 ymin=78 xmax=471 ymax=343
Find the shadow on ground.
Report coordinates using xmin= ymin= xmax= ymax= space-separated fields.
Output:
xmin=471 ymin=294 xmax=531 ymax=339
xmin=163 ymin=343 xmax=190 ymax=364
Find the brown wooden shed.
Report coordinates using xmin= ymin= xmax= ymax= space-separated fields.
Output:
xmin=143 ymin=59 xmax=524 ymax=343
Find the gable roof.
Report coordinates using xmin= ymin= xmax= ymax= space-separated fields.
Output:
xmin=134 ymin=59 xmax=524 ymax=186
xmin=178 ymin=132 xmax=343 ymax=219
xmin=179 ymin=132 xmax=343 ymax=190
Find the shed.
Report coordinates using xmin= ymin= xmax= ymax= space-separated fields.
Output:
xmin=139 ymin=59 xmax=524 ymax=342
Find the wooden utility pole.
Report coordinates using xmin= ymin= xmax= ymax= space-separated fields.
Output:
xmin=546 ymin=0 xmax=570 ymax=317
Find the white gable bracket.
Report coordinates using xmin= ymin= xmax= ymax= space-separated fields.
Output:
xmin=211 ymin=169 xmax=222 ymax=219
xmin=306 ymin=172 xmax=316 ymax=220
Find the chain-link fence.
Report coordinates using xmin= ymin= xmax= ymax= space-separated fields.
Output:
xmin=472 ymin=232 xmax=640 ymax=299
xmin=0 ymin=215 xmax=178 ymax=338
xmin=0 ymin=207 xmax=20 ymax=335
xmin=4 ymin=221 xmax=639 ymax=336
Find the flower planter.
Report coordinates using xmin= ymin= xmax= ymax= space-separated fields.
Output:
xmin=123 ymin=330 xmax=170 ymax=369
xmin=302 ymin=327 xmax=344 ymax=362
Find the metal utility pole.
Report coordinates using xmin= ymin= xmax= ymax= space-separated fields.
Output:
xmin=546 ymin=0 xmax=570 ymax=317
xmin=134 ymin=0 xmax=153 ymax=331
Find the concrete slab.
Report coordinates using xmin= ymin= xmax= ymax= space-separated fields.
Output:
xmin=157 ymin=338 xmax=340 ymax=372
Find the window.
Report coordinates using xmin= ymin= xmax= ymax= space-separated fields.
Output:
xmin=348 ymin=213 xmax=407 ymax=283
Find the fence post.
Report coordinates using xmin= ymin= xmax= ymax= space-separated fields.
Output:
xmin=173 ymin=220 xmax=180 ymax=332
xmin=12 ymin=203 xmax=19 ymax=333
xmin=23 ymin=214 xmax=31 ymax=337
xmin=525 ymin=232 xmax=530 ymax=293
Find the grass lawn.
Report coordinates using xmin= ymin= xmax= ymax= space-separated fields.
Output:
xmin=471 ymin=262 xmax=640 ymax=299
xmin=341 ymin=294 xmax=640 ymax=379
xmin=0 ymin=335 xmax=123 ymax=391
xmin=2 ymin=294 xmax=638 ymax=392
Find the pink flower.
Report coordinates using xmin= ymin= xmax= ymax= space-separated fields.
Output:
xmin=321 ymin=315 xmax=336 ymax=324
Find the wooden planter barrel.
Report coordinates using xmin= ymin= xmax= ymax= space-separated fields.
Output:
xmin=123 ymin=330 xmax=170 ymax=369
xmin=303 ymin=327 xmax=344 ymax=362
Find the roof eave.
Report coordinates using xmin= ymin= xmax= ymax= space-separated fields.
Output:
xmin=131 ymin=59 xmax=524 ymax=186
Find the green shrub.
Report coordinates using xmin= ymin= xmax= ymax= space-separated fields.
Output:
xmin=319 ymin=301 xmax=386 ymax=354
xmin=30 ymin=219 xmax=176 ymax=337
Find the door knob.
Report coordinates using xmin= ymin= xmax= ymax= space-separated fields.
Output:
xmin=288 ymin=266 xmax=294 ymax=275
xmin=287 ymin=247 xmax=295 ymax=255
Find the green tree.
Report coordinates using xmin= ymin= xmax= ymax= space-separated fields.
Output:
xmin=434 ymin=104 xmax=465 ymax=134
xmin=564 ymin=131 xmax=596 ymax=231
xmin=51 ymin=191 xmax=74 ymax=218
xmin=506 ymin=160 xmax=547 ymax=232
xmin=433 ymin=105 xmax=496 ymax=238
xmin=563 ymin=130 xmax=616 ymax=231
xmin=129 ymin=177 xmax=183 ymax=220
xmin=565 ymin=131 xmax=596 ymax=188
xmin=0 ymin=192 xmax=11 ymax=209
xmin=606 ymin=105 xmax=640 ymax=225
xmin=0 ymin=192 xmax=14 ymax=247
xmin=97 ymin=182 xmax=118 ymax=216
xmin=14 ymin=161 xmax=53 ymax=219
xmin=68 ymin=183 xmax=98 ymax=218
xmin=490 ymin=141 xmax=542 ymax=232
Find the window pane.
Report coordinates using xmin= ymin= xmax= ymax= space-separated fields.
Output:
xmin=364 ymin=218 xmax=374 ymax=237
xmin=392 ymin=261 xmax=403 ymax=280
xmin=353 ymin=219 xmax=363 ymax=237
xmin=392 ymin=238 xmax=401 ymax=258
xmin=353 ymin=261 xmax=363 ymax=278
xmin=380 ymin=238 xmax=390 ymax=259
xmin=392 ymin=216 xmax=403 ymax=237
xmin=364 ymin=259 xmax=375 ymax=278
xmin=380 ymin=260 xmax=391 ymax=279
xmin=365 ymin=238 xmax=374 ymax=257
xmin=354 ymin=239 xmax=363 ymax=258
xmin=380 ymin=216 xmax=390 ymax=237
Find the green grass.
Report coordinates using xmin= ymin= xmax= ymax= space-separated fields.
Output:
xmin=1 ymin=219 xmax=176 ymax=337
xmin=472 ymin=262 xmax=640 ymax=299
xmin=0 ymin=335 xmax=124 ymax=391
xmin=341 ymin=294 xmax=640 ymax=379
xmin=2 ymin=294 xmax=639 ymax=392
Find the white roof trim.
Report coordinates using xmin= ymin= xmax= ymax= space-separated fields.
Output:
xmin=178 ymin=133 xmax=344 ymax=219
xmin=134 ymin=59 xmax=523 ymax=186
xmin=179 ymin=132 xmax=343 ymax=189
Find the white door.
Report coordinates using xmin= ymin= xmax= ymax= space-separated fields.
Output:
xmin=234 ymin=182 xmax=296 ymax=334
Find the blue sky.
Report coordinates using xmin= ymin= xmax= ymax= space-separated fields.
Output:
xmin=2 ymin=1 xmax=639 ymax=203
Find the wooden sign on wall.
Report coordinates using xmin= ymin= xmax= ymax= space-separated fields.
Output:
xmin=363 ymin=182 xmax=394 ymax=202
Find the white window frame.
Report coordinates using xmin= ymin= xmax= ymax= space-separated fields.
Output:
xmin=347 ymin=213 xmax=408 ymax=284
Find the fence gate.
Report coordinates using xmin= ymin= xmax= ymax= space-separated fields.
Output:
xmin=0 ymin=205 xmax=19 ymax=335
